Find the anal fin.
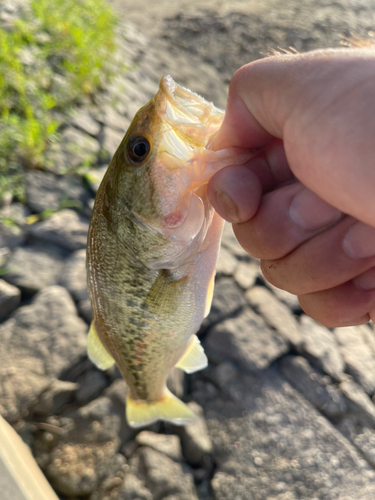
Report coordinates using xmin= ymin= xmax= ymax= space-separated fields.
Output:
xmin=175 ymin=335 xmax=208 ymax=374
xmin=87 ymin=322 xmax=115 ymax=370
xmin=126 ymin=389 xmax=197 ymax=428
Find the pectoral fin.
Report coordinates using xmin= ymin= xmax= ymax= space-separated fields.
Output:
xmin=126 ymin=388 xmax=197 ymax=428
xmin=175 ymin=335 xmax=208 ymax=374
xmin=87 ymin=322 xmax=115 ymax=370
xmin=144 ymin=270 xmax=187 ymax=315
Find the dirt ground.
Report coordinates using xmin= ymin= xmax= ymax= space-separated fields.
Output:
xmin=109 ymin=0 xmax=375 ymax=87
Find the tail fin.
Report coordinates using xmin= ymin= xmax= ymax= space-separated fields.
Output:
xmin=126 ymin=389 xmax=197 ymax=428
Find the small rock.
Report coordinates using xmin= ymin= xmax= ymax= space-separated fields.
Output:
xmin=0 ymin=202 xmax=30 ymax=225
xmin=0 ymin=362 xmax=51 ymax=422
xmin=1 ymin=286 xmax=87 ymax=378
xmin=335 ymin=324 xmax=375 ymax=394
xmin=103 ymin=379 xmax=134 ymax=445
xmin=130 ymin=447 xmax=198 ymax=500
xmin=42 ymin=397 xmax=122 ymax=497
xmin=339 ymin=378 xmax=375 ymax=426
xmin=76 ymin=369 xmax=108 ymax=404
xmin=266 ymin=282 xmax=302 ymax=311
xmin=59 ymin=249 xmax=88 ymax=301
xmin=210 ymin=362 xmax=239 ymax=389
xmin=125 ymin=100 xmax=144 ymax=121
xmin=71 ymin=110 xmax=101 ymax=137
xmin=280 ymin=356 xmax=347 ymax=419
xmin=234 ymin=261 xmax=260 ymax=289
xmin=122 ymin=78 xmax=149 ymax=104
xmin=177 ymin=402 xmax=212 ymax=464
xmin=25 ymin=170 xmax=89 ymax=213
xmin=78 ymin=298 xmax=93 ymax=323
xmin=105 ymin=379 xmax=127 ymax=408
xmin=46 ymin=444 xmax=122 ymax=497
xmin=97 ymin=105 xmax=130 ymax=133
xmin=0 ymin=247 xmax=10 ymax=267
xmin=100 ymin=126 xmax=124 ymax=157
xmin=87 ymin=165 xmax=108 ymax=193
xmin=205 ymin=307 xmax=289 ymax=371
xmin=193 ymin=364 xmax=375 ymax=500
xmin=0 ymin=286 xmax=87 ymax=421
xmin=119 ymin=472 xmax=152 ymax=500
xmin=246 ymin=286 xmax=302 ymax=347
xmin=361 ymin=324 xmax=375 ymax=356
xmin=339 ymin=422 xmax=375 ymax=468
xmin=89 ymin=454 xmax=128 ymax=500
xmin=0 ymin=279 xmax=20 ymax=320
xmin=216 ymin=246 xmax=238 ymax=275
xmin=121 ymin=440 xmax=138 ymax=459
xmin=28 ymin=209 xmax=89 ymax=252
xmin=221 ymin=222 xmax=249 ymax=259
xmin=0 ymin=203 xmax=30 ymax=249
xmin=25 ymin=171 xmax=90 ymax=214
xmin=61 ymin=126 xmax=100 ymax=160
xmin=136 ymin=431 xmax=182 ymax=460
xmin=34 ymin=380 xmax=79 ymax=416
xmin=167 ymin=367 xmax=185 ymax=398
xmin=300 ymin=315 xmax=345 ymax=381
xmin=45 ymin=127 xmax=100 ymax=174
xmin=204 ymin=277 xmax=245 ymax=326
xmin=4 ymin=244 xmax=66 ymax=294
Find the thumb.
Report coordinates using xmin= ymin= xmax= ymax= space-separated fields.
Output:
xmin=214 ymin=48 xmax=375 ymax=227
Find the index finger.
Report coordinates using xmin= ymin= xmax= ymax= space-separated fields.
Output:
xmin=214 ymin=48 xmax=375 ymax=227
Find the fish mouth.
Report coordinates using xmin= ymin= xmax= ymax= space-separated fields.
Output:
xmin=156 ymin=75 xmax=224 ymax=150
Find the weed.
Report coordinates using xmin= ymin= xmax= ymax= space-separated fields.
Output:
xmin=0 ymin=0 xmax=118 ymax=203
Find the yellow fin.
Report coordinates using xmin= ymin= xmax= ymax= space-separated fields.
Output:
xmin=175 ymin=335 xmax=208 ymax=374
xmin=126 ymin=389 xmax=197 ymax=428
xmin=144 ymin=270 xmax=187 ymax=315
xmin=87 ymin=322 xmax=115 ymax=370
xmin=204 ymin=269 xmax=216 ymax=318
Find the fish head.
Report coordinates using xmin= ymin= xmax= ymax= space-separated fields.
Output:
xmin=100 ymin=76 xmax=225 ymax=269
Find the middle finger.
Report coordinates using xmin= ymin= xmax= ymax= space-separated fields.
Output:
xmin=260 ymin=217 xmax=375 ymax=295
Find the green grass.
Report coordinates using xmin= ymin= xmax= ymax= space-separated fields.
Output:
xmin=0 ymin=0 xmax=118 ymax=203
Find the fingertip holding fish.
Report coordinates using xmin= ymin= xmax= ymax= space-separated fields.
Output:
xmin=87 ymin=75 xmax=248 ymax=428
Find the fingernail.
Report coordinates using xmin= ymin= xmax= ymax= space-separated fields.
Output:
xmin=353 ymin=267 xmax=375 ymax=290
xmin=343 ymin=222 xmax=375 ymax=259
xmin=215 ymin=190 xmax=241 ymax=222
xmin=289 ymin=188 xmax=342 ymax=231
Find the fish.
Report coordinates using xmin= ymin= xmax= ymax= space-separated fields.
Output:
xmin=86 ymin=75 xmax=252 ymax=428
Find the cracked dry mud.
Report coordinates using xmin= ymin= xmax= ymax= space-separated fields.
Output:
xmin=2 ymin=0 xmax=375 ymax=499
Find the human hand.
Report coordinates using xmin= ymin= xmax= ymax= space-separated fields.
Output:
xmin=208 ymin=47 xmax=375 ymax=327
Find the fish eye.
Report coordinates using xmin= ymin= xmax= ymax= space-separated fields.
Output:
xmin=127 ymin=136 xmax=151 ymax=164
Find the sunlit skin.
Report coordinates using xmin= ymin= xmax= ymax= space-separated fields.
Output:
xmin=208 ymin=46 xmax=375 ymax=327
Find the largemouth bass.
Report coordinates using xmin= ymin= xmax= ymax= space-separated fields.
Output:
xmin=87 ymin=75 xmax=250 ymax=428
